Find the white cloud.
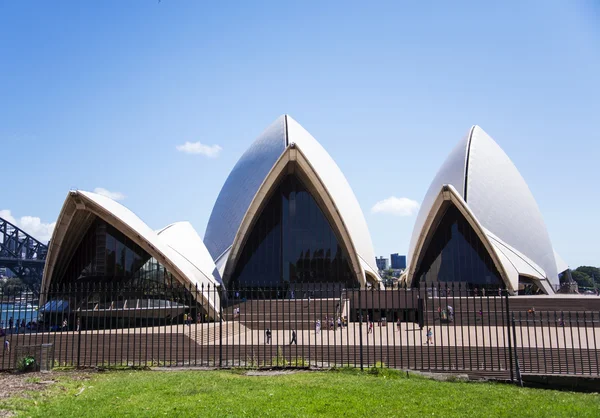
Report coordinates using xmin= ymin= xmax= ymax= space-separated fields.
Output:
xmin=0 ymin=209 xmax=56 ymax=243
xmin=176 ymin=141 xmax=222 ymax=158
xmin=371 ymin=197 xmax=420 ymax=216
xmin=93 ymin=187 xmax=126 ymax=201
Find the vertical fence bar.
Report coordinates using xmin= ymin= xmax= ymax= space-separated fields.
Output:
xmin=583 ymin=311 xmax=591 ymax=375
xmin=76 ymin=283 xmax=82 ymax=368
xmin=485 ymin=290 xmax=492 ymax=372
xmin=466 ymin=285 xmax=472 ymax=371
xmin=576 ymin=312 xmax=583 ymax=375
xmin=407 ymin=284 xmax=412 ymax=370
xmin=95 ymin=282 xmax=101 ymax=368
xmin=451 ymin=283 xmax=458 ymax=372
xmin=569 ymin=311 xmax=576 ymax=374
xmin=377 ymin=284 xmax=383 ymax=368
xmin=539 ymin=308 xmax=547 ymax=375
xmin=429 ymin=284 xmax=435 ymax=370
xmin=592 ymin=311 xmax=599 ymax=375
xmin=109 ymin=282 xmax=114 ymax=367
xmin=504 ymin=289 xmax=513 ymax=381
xmin=511 ymin=313 xmax=523 ymax=387
xmin=358 ymin=287 xmax=363 ymax=371
xmin=593 ymin=311 xmax=599 ymax=375
xmin=547 ymin=311 xmax=554 ymax=374
xmin=391 ymin=283 xmax=397 ymax=369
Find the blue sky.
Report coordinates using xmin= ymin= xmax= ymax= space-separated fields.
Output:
xmin=1 ymin=1 xmax=598 ymax=268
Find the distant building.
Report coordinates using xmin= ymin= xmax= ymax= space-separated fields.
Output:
xmin=376 ymin=256 xmax=389 ymax=271
xmin=390 ymin=253 xmax=406 ymax=270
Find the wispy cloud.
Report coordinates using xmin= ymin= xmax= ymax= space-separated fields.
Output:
xmin=176 ymin=141 xmax=222 ymax=158
xmin=371 ymin=196 xmax=420 ymax=216
xmin=94 ymin=187 xmax=126 ymax=201
xmin=0 ymin=209 xmax=56 ymax=243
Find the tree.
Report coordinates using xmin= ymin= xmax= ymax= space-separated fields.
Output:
xmin=2 ymin=277 xmax=27 ymax=295
xmin=574 ymin=266 xmax=600 ymax=285
xmin=571 ymin=270 xmax=594 ymax=288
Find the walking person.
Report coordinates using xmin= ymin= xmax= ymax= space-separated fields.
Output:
xmin=426 ymin=327 xmax=433 ymax=345
xmin=265 ymin=328 xmax=272 ymax=344
xmin=3 ymin=340 xmax=9 ymax=354
xmin=315 ymin=319 xmax=321 ymax=334
xmin=289 ymin=329 xmax=297 ymax=345
xmin=447 ymin=305 xmax=454 ymax=322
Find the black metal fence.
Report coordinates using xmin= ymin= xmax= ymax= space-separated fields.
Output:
xmin=1 ymin=282 xmax=599 ymax=382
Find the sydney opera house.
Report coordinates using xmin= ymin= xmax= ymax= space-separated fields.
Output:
xmin=41 ymin=116 xmax=567 ymax=319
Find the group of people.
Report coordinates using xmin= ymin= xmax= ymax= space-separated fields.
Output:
xmin=315 ymin=316 xmax=347 ymax=333
xmin=437 ymin=305 xmax=454 ymax=322
xmin=182 ymin=313 xmax=203 ymax=325
xmin=263 ymin=328 xmax=296 ymax=345
xmin=0 ymin=317 xmax=37 ymax=335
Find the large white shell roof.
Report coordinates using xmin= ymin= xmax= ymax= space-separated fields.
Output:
xmin=408 ymin=126 xmax=559 ymax=287
xmin=204 ymin=116 xmax=286 ymax=262
xmin=204 ymin=114 xmax=379 ymax=277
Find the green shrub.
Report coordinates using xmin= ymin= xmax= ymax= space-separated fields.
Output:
xmin=16 ymin=355 xmax=37 ymax=372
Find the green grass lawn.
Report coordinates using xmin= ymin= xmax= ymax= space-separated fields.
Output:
xmin=4 ymin=368 xmax=600 ymax=417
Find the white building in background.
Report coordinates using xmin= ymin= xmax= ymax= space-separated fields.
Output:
xmin=204 ymin=115 xmax=382 ymax=290
xmin=405 ymin=126 xmax=568 ymax=295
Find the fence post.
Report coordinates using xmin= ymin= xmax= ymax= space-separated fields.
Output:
xmin=504 ymin=288 xmax=514 ymax=383
xmin=358 ymin=288 xmax=364 ymax=371
xmin=77 ymin=283 xmax=82 ymax=368
xmin=511 ymin=313 xmax=523 ymax=387
xmin=219 ymin=285 xmax=223 ymax=368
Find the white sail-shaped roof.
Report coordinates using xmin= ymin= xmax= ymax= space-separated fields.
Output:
xmin=407 ymin=126 xmax=560 ymax=292
xmin=157 ymin=221 xmax=222 ymax=287
xmin=204 ymin=115 xmax=380 ymax=286
xmin=42 ymin=190 xmax=220 ymax=314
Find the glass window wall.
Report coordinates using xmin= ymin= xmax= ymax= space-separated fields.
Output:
xmin=414 ymin=204 xmax=502 ymax=289
xmin=230 ymin=174 xmax=357 ymax=291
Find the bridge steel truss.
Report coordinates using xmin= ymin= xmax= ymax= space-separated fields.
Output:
xmin=0 ymin=216 xmax=48 ymax=292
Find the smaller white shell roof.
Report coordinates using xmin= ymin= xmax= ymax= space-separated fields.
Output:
xmin=553 ymin=249 xmax=569 ymax=274
xmin=157 ymin=221 xmax=222 ymax=287
xmin=44 ymin=191 xmax=220 ymax=314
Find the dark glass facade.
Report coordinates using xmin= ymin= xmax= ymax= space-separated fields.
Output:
xmin=230 ymin=174 xmax=357 ymax=291
xmin=46 ymin=218 xmax=209 ymax=328
xmin=414 ymin=205 xmax=502 ymax=289
xmin=56 ymin=219 xmax=176 ymax=289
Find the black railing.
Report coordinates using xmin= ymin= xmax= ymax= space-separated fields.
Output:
xmin=1 ymin=282 xmax=599 ymax=381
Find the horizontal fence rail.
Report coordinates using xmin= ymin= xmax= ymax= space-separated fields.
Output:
xmin=1 ymin=282 xmax=599 ymax=382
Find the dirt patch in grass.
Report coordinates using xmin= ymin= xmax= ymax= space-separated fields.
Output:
xmin=245 ymin=369 xmax=308 ymax=376
xmin=0 ymin=371 xmax=94 ymax=400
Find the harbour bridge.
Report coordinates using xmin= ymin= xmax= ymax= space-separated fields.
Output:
xmin=0 ymin=215 xmax=48 ymax=294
